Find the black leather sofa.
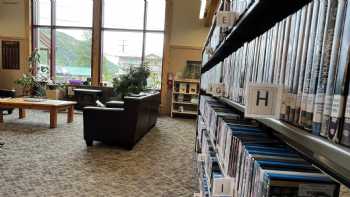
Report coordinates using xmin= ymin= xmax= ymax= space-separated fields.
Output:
xmin=83 ymin=92 xmax=160 ymax=149
xmin=0 ymin=89 xmax=16 ymax=114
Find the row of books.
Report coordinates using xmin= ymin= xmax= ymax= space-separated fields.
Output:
xmin=197 ymin=95 xmax=340 ymax=197
xmin=203 ymin=0 xmax=255 ymax=65
xmin=196 ymin=159 xmax=210 ymax=197
xmin=201 ymin=0 xmax=350 ymax=147
xmin=197 ymin=115 xmax=225 ymax=197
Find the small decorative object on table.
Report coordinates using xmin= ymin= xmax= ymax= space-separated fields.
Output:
xmin=46 ymin=80 xmax=66 ymax=100
xmin=69 ymin=79 xmax=83 ymax=86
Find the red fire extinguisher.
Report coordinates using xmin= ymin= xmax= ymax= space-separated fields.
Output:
xmin=167 ymin=73 xmax=174 ymax=90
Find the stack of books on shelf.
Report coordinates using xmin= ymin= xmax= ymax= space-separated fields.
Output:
xmin=201 ymin=0 xmax=350 ymax=148
xmin=196 ymin=96 xmax=340 ymax=197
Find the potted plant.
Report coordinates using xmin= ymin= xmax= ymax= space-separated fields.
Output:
xmin=14 ymin=74 xmax=35 ymax=96
xmin=14 ymin=49 xmax=45 ymax=97
xmin=112 ymin=64 xmax=150 ymax=99
xmin=46 ymin=80 xmax=66 ymax=100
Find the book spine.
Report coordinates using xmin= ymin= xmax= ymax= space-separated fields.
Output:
xmin=266 ymin=28 xmax=274 ymax=83
xmin=279 ymin=17 xmax=292 ymax=120
xmin=285 ymin=14 xmax=298 ymax=122
xmin=305 ymin=0 xmax=328 ymax=130
xmin=321 ymin=0 xmax=347 ymax=137
xmin=342 ymin=95 xmax=350 ymax=147
xmin=269 ymin=25 xmax=279 ymax=83
xmin=252 ymin=37 xmax=260 ymax=83
xmin=273 ymin=21 xmax=284 ymax=84
xmin=295 ymin=4 xmax=314 ymax=125
xmin=329 ymin=0 xmax=350 ymax=143
xmin=290 ymin=9 xmax=307 ymax=124
xmin=257 ymin=33 xmax=267 ymax=83
xmin=312 ymin=0 xmax=338 ymax=135
xmin=300 ymin=1 xmax=320 ymax=128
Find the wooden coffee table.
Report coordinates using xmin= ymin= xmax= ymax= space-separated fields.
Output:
xmin=0 ymin=98 xmax=77 ymax=128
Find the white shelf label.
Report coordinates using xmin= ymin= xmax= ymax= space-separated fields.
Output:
xmin=245 ymin=83 xmax=283 ymax=119
xmin=217 ymin=11 xmax=237 ymax=28
xmin=212 ymin=177 xmax=235 ymax=197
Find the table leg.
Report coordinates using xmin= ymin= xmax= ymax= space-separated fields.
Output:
xmin=50 ymin=109 xmax=58 ymax=129
xmin=19 ymin=108 xmax=26 ymax=119
xmin=0 ymin=112 xmax=3 ymax=123
xmin=67 ymin=105 xmax=74 ymax=123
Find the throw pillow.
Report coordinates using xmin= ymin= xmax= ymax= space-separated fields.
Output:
xmin=96 ymin=100 xmax=106 ymax=108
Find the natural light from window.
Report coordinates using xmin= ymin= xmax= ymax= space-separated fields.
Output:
xmin=33 ymin=0 xmax=165 ymax=89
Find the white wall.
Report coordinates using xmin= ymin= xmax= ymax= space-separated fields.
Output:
xmin=170 ymin=0 xmax=209 ymax=47
xmin=0 ymin=0 xmax=28 ymax=92
xmin=0 ymin=1 xmax=26 ymax=37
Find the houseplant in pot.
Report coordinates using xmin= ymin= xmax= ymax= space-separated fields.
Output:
xmin=112 ymin=63 xmax=150 ymax=99
xmin=14 ymin=49 xmax=46 ymax=97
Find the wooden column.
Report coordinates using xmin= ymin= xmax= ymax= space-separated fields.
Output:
xmin=160 ymin=0 xmax=173 ymax=115
xmin=91 ymin=0 xmax=103 ymax=86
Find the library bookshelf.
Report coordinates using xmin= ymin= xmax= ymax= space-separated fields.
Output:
xmin=171 ymin=79 xmax=199 ymax=118
xmin=196 ymin=0 xmax=350 ymax=196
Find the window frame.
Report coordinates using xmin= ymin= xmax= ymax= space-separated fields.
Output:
xmin=32 ymin=0 xmax=94 ymax=80
xmin=101 ymin=0 xmax=166 ymax=88
xmin=32 ymin=0 xmax=166 ymax=88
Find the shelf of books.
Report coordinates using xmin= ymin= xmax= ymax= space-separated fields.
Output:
xmin=202 ymin=0 xmax=311 ymax=73
xmin=197 ymin=0 xmax=350 ymax=196
xmin=171 ymin=79 xmax=199 ymax=118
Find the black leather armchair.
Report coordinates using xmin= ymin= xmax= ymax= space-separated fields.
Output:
xmin=0 ymin=89 xmax=16 ymax=114
xmin=83 ymin=92 xmax=160 ymax=149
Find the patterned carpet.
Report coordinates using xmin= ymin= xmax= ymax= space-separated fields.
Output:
xmin=0 ymin=109 xmax=197 ymax=197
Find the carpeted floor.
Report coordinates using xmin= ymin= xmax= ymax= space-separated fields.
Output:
xmin=0 ymin=109 xmax=197 ymax=197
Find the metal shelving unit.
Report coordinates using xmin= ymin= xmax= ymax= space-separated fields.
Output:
xmin=201 ymin=0 xmax=312 ymax=73
xmin=197 ymin=0 xmax=350 ymax=192
xmin=214 ymin=96 xmax=350 ymax=187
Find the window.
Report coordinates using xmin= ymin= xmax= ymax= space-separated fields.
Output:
xmin=55 ymin=29 xmax=92 ymax=82
xmin=103 ymin=0 xmax=145 ymax=30
xmin=144 ymin=33 xmax=164 ymax=89
xmin=32 ymin=0 xmax=166 ymax=89
xmin=102 ymin=0 xmax=166 ymax=88
xmin=102 ymin=31 xmax=143 ymax=83
xmin=32 ymin=0 xmax=93 ymax=83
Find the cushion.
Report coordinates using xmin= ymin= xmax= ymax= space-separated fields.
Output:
xmin=96 ymin=100 xmax=106 ymax=108
xmin=106 ymin=100 xmax=124 ymax=108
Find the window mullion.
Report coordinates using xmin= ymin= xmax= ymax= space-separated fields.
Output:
xmin=50 ymin=0 xmax=56 ymax=80
xmin=141 ymin=0 xmax=147 ymax=66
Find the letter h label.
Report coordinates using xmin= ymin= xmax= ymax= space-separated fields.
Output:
xmin=256 ymin=90 xmax=269 ymax=106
